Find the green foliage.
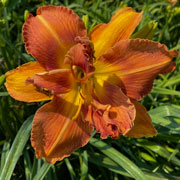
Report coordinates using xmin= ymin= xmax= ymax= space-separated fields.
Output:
xmin=0 ymin=115 xmax=33 ymax=180
xmin=0 ymin=0 xmax=180 ymax=179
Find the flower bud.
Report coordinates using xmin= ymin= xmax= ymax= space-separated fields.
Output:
xmin=1 ymin=0 xmax=8 ymax=6
xmin=0 ymin=75 xmax=5 ymax=87
xmin=82 ymin=14 xmax=89 ymax=30
xmin=24 ymin=10 xmax=29 ymax=21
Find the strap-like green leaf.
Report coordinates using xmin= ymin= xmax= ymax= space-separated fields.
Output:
xmin=0 ymin=141 xmax=10 ymax=174
xmin=0 ymin=92 xmax=9 ymax=96
xmin=80 ymin=150 xmax=88 ymax=180
xmin=32 ymin=162 xmax=53 ymax=180
xmin=65 ymin=158 xmax=76 ymax=180
xmin=0 ymin=115 xmax=33 ymax=180
xmin=149 ymin=105 xmax=180 ymax=134
xmin=151 ymin=87 xmax=180 ymax=96
xmin=89 ymin=138 xmax=149 ymax=180
xmin=88 ymin=152 xmax=180 ymax=180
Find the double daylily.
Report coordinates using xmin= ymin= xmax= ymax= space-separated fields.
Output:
xmin=5 ymin=5 xmax=178 ymax=163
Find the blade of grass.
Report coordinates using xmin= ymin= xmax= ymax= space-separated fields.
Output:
xmin=135 ymin=140 xmax=180 ymax=167
xmin=88 ymin=152 xmax=180 ymax=180
xmin=80 ymin=150 xmax=88 ymax=180
xmin=31 ymin=156 xmax=38 ymax=179
xmin=23 ymin=150 xmax=32 ymax=180
xmin=89 ymin=138 xmax=148 ymax=180
xmin=151 ymin=87 xmax=180 ymax=96
xmin=50 ymin=165 xmax=58 ymax=180
xmin=149 ymin=105 xmax=180 ymax=118
xmin=65 ymin=158 xmax=76 ymax=180
xmin=0 ymin=92 xmax=9 ymax=96
xmin=163 ymin=75 xmax=180 ymax=87
xmin=0 ymin=141 xmax=10 ymax=174
xmin=0 ymin=115 xmax=33 ymax=180
xmin=168 ymin=140 xmax=180 ymax=162
xmin=149 ymin=105 xmax=180 ymax=133
xmin=32 ymin=162 xmax=53 ymax=180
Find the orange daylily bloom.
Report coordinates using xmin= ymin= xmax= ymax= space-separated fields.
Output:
xmin=5 ymin=5 xmax=178 ymax=164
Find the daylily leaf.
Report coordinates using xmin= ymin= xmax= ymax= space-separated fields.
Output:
xmin=0 ymin=115 xmax=33 ymax=180
xmin=0 ymin=141 xmax=10 ymax=174
xmin=89 ymin=138 xmax=148 ymax=180
xmin=149 ymin=105 xmax=180 ymax=134
xmin=32 ymin=162 xmax=53 ymax=180
xmin=87 ymin=152 xmax=179 ymax=180
xmin=0 ymin=92 xmax=8 ymax=96
xmin=134 ymin=139 xmax=180 ymax=167
xmin=80 ymin=150 xmax=88 ymax=180
xmin=23 ymin=150 xmax=32 ymax=180
xmin=151 ymin=87 xmax=180 ymax=96
xmin=139 ymin=152 xmax=157 ymax=163
xmin=65 ymin=158 xmax=76 ymax=180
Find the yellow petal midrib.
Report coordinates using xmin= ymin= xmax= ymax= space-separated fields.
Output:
xmin=94 ymin=59 xmax=171 ymax=77
xmin=46 ymin=89 xmax=83 ymax=156
xmin=37 ymin=15 xmax=66 ymax=52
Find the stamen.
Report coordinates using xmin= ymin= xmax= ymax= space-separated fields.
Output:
xmin=36 ymin=87 xmax=54 ymax=96
xmin=71 ymin=65 xmax=87 ymax=82
xmin=72 ymin=101 xmax=82 ymax=120
xmin=25 ymin=77 xmax=54 ymax=97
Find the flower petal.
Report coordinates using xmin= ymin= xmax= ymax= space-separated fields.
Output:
xmin=23 ymin=5 xmax=87 ymax=70
xmin=82 ymin=103 xmax=114 ymax=139
xmin=94 ymin=39 xmax=178 ymax=100
xmin=31 ymin=89 xmax=93 ymax=164
xmin=90 ymin=8 xmax=142 ymax=58
xmin=5 ymin=62 xmax=52 ymax=102
xmin=126 ymin=101 xmax=157 ymax=138
xmin=64 ymin=43 xmax=95 ymax=81
xmin=32 ymin=69 xmax=74 ymax=93
xmin=83 ymin=79 xmax=135 ymax=139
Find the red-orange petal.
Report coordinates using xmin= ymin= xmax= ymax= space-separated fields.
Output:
xmin=23 ymin=5 xmax=87 ymax=70
xmin=31 ymin=89 xmax=93 ymax=164
xmin=83 ymin=79 xmax=135 ymax=139
xmin=89 ymin=7 xmax=142 ymax=58
xmin=32 ymin=69 xmax=74 ymax=93
xmin=64 ymin=43 xmax=95 ymax=81
xmin=94 ymin=39 xmax=178 ymax=100
xmin=126 ymin=101 xmax=157 ymax=138
xmin=82 ymin=103 xmax=113 ymax=139
xmin=5 ymin=62 xmax=52 ymax=102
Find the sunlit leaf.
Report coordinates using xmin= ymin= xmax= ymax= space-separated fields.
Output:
xmin=89 ymin=138 xmax=148 ymax=180
xmin=0 ymin=115 xmax=33 ymax=180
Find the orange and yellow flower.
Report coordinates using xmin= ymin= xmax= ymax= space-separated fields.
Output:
xmin=5 ymin=6 xmax=178 ymax=163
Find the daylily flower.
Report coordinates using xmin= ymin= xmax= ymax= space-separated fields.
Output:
xmin=5 ymin=5 xmax=178 ymax=163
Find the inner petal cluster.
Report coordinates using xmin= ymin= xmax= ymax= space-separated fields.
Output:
xmin=64 ymin=37 xmax=95 ymax=82
xmin=26 ymin=37 xmax=95 ymax=96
